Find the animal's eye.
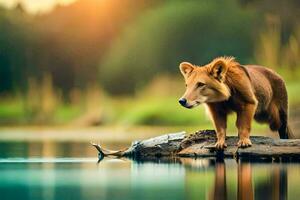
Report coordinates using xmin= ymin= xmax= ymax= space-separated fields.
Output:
xmin=185 ymin=84 xmax=187 ymax=87
xmin=197 ymin=82 xmax=206 ymax=87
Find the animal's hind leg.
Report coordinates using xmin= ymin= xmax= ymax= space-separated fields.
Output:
xmin=268 ymin=102 xmax=281 ymax=132
xmin=278 ymin=112 xmax=287 ymax=139
xmin=278 ymin=109 xmax=294 ymax=139
xmin=269 ymin=101 xmax=291 ymax=139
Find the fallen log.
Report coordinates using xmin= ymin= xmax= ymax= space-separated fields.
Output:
xmin=91 ymin=130 xmax=300 ymax=162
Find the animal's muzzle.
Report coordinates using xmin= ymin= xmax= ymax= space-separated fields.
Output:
xmin=178 ymin=98 xmax=187 ymax=106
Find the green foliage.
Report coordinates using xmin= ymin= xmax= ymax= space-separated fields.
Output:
xmin=0 ymin=98 xmax=24 ymax=124
xmin=118 ymin=98 xmax=210 ymax=126
xmin=0 ymin=0 xmax=158 ymax=95
xmin=286 ymin=81 xmax=300 ymax=106
xmin=0 ymin=7 xmax=36 ymax=93
xmin=0 ymin=77 xmax=298 ymax=127
xmin=99 ymin=0 xmax=257 ymax=94
xmin=114 ymin=96 xmax=269 ymax=133
xmin=54 ymin=105 xmax=82 ymax=123
xmin=0 ymin=0 xmax=300 ymax=127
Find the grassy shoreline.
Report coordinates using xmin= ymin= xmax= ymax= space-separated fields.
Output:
xmin=0 ymin=77 xmax=299 ymax=130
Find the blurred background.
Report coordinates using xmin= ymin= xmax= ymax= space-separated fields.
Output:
xmin=0 ymin=0 xmax=299 ymax=137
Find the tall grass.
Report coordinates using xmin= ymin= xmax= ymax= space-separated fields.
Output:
xmin=0 ymin=75 xmax=108 ymax=125
xmin=24 ymin=74 xmax=61 ymax=123
xmin=0 ymin=74 xmax=299 ymax=132
xmin=255 ymin=14 xmax=300 ymax=71
xmin=255 ymin=15 xmax=281 ymax=68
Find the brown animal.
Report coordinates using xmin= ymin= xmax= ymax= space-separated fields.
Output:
xmin=179 ymin=56 xmax=294 ymax=149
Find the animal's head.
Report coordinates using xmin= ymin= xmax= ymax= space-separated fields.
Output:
xmin=178 ymin=58 xmax=232 ymax=109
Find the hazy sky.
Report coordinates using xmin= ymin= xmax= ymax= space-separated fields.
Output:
xmin=0 ymin=0 xmax=76 ymax=14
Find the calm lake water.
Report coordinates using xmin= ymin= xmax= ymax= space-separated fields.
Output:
xmin=0 ymin=141 xmax=300 ymax=200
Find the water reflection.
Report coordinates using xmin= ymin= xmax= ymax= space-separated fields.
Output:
xmin=0 ymin=141 xmax=297 ymax=200
xmin=237 ymin=163 xmax=253 ymax=200
xmin=253 ymin=164 xmax=288 ymax=200
xmin=211 ymin=161 xmax=227 ymax=200
xmin=186 ymin=160 xmax=289 ymax=200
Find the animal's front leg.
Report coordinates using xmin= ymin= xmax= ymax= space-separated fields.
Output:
xmin=236 ymin=103 xmax=256 ymax=148
xmin=207 ymin=105 xmax=227 ymax=149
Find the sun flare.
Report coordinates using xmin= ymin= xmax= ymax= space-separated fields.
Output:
xmin=0 ymin=0 xmax=77 ymax=14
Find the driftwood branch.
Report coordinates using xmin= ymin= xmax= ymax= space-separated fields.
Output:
xmin=91 ymin=130 xmax=300 ymax=162
xmin=90 ymin=142 xmax=129 ymax=162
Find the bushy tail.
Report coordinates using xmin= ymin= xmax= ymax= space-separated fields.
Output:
xmin=278 ymin=110 xmax=295 ymax=139
xmin=286 ymin=125 xmax=295 ymax=139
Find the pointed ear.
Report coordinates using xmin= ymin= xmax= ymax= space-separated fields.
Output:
xmin=210 ymin=60 xmax=228 ymax=81
xmin=179 ymin=62 xmax=194 ymax=77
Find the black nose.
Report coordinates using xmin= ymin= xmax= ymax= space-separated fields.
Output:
xmin=179 ymin=98 xmax=187 ymax=106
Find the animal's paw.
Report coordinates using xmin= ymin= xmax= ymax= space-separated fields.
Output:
xmin=237 ymin=138 xmax=252 ymax=148
xmin=214 ymin=140 xmax=227 ymax=150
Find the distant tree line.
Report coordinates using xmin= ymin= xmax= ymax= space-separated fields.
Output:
xmin=0 ymin=0 xmax=299 ymax=96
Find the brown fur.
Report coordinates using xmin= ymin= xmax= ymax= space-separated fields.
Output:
xmin=179 ymin=56 xmax=294 ymax=149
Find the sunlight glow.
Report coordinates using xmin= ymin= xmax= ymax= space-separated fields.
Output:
xmin=0 ymin=0 xmax=77 ymax=14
